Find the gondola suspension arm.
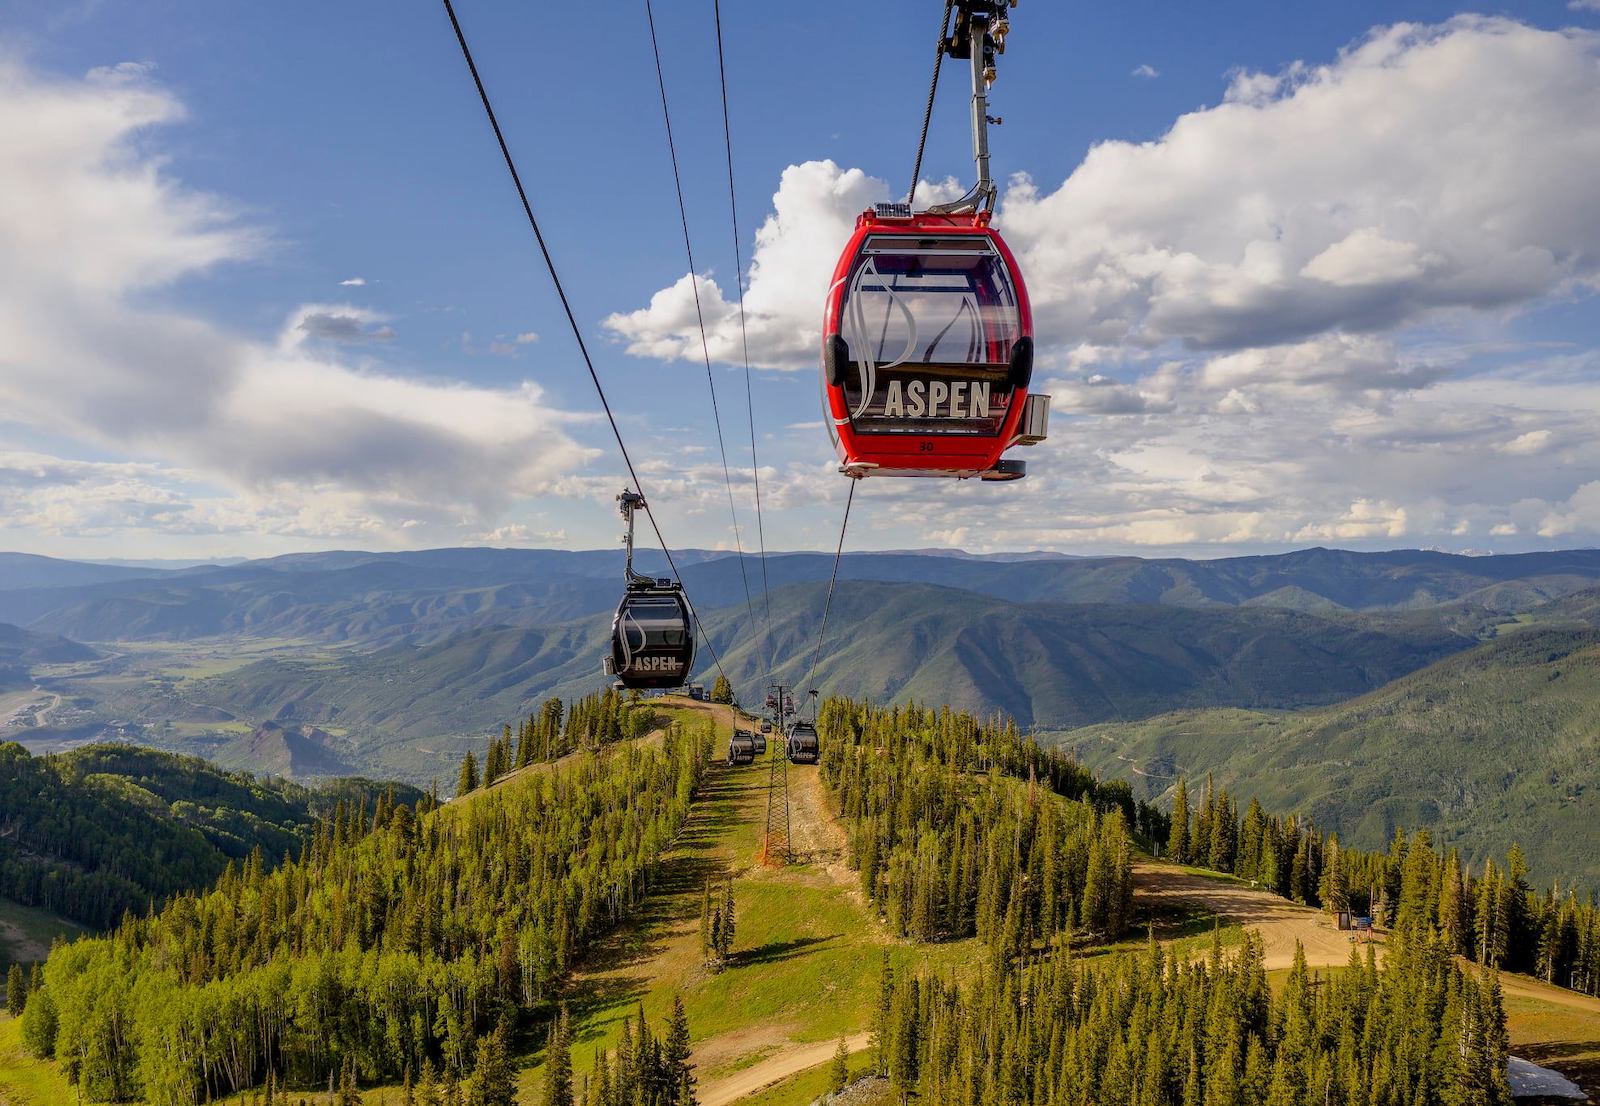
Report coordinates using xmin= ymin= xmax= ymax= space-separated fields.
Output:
xmin=929 ymin=0 xmax=1015 ymax=216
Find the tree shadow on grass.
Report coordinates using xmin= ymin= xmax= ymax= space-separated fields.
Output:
xmin=731 ymin=933 xmax=838 ymax=968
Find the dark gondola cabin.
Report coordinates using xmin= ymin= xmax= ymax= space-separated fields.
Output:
xmin=751 ymin=729 xmax=767 ymax=755
xmin=728 ymin=730 xmax=757 ymax=766
xmin=787 ymin=721 xmax=819 ymax=764
xmin=604 ymin=583 xmax=694 ymax=690
xmin=821 ymin=207 xmax=1046 ymax=480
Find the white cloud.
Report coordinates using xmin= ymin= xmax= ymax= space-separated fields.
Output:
xmin=1571 ymin=0 xmax=1600 ymax=11
xmin=603 ymin=161 xmax=963 ymax=369
xmin=1538 ymin=481 xmax=1600 ymax=537
xmin=338 ymin=276 xmax=367 ymax=287
xmin=1003 ymin=17 xmax=1600 ymax=351
xmin=598 ymin=16 xmax=1600 ymax=556
xmin=1498 ymin=429 xmax=1553 ymax=456
xmin=1293 ymin=499 xmax=1410 ymax=541
xmin=1131 ymin=64 xmax=1160 ymax=79
xmin=1300 ymin=228 xmax=1429 ymax=288
xmin=0 ymin=60 xmax=598 ymax=541
xmin=514 ymin=332 xmax=538 ymax=344
xmin=468 ymin=523 xmax=568 ymax=545
xmin=620 ymin=19 xmax=1600 ymax=371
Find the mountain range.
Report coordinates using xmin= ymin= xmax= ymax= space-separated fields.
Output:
xmin=5 ymin=545 xmax=1600 ymax=647
xmin=2 ymin=545 xmax=1598 ymax=804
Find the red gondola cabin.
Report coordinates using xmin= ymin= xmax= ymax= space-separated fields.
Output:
xmin=821 ymin=206 xmax=1047 ymax=480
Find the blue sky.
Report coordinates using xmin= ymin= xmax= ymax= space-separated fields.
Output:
xmin=1 ymin=1 xmax=1598 ymax=561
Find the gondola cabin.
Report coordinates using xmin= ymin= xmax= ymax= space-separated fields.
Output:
xmin=787 ymin=721 xmax=819 ymax=764
xmin=728 ymin=730 xmax=757 ymax=766
xmin=821 ymin=206 xmax=1047 ymax=480
xmin=751 ymin=730 xmax=767 ymax=755
xmin=604 ymin=582 xmax=694 ymax=690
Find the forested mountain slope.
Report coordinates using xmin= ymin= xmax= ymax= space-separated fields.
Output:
xmin=718 ymin=581 xmax=1473 ymax=727
xmin=15 ymin=718 xmax=713 ymax=1103
xmin=182 ymin=580 xmax=1473 ymax=769
xmin=0 ymin=742 xmax=422 ymax=930
xmin=5 ymin=546 xmax=1600 ymax=646
xmin=1058 ymin=627 xmax=1600 ymax=884
xmin=8 ymin=692 xmax=1592 ymax=1104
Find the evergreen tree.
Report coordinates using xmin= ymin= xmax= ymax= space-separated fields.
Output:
xmin=710 ymin=675 xmax=732 ymax=704
xmin=871 ymin=952 xmax=893 ymax=1077
xmin=830 ymin=1038 xmax=850 ymax=1095
xmin=1318 ymin=836 xmax=1349 ymax=915
xmin=1168 ymin=777 xmax=1190 ymax=863
xmin=469 ymin=1019 xmax=517 ymax=1106
xmin=457 ymin=750 xmax=480 ymax=797
xmin=4 ymin=962 xmax=24 ymax=1017
xmin=541 ymin=1006 xmax=574 ymax=1106
xmin=664 ymin=995 xmax=693 ymax=1105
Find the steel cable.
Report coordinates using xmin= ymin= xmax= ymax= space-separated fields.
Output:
xmin=440 ymin=0 xmax=736 ymax=691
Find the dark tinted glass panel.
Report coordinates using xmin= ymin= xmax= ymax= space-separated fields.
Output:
xmin=838 ymin=235 xmax=1020 ymax=437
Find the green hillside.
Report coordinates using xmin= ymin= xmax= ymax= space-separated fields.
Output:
xmin=0 ymin=742 xmax=423 ymax=931
xmin=169 ymin=581 xmax=1472 ymax=783
xmin=715 ymin=581 xmax=1472 ymax=726
xmin=1056 ymin=627 xmax=1600 ymax=884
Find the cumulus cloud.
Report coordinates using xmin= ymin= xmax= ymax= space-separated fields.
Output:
xmin=601 ymin=16 xmax=1600 ymax=556
xmin=1131 ymin=64 xmax=1160 ymax=79
xmin=622 ymin=18 xmax=1600 ymax=373
xmin=603 ymin=162 xmax=963 ymax=368
xmin=1538 ymin=481 xmax=1600 ymax=537
xmin=468 ymin=523 xmax=568 ymax=545
xmin=1004 ymin=18 xmax=1600 ymax=350
xmin=0 ymin=60 xmax=597 ymax=542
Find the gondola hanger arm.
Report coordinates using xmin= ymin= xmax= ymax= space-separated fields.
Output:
xmin=927 ymin=0 xmax=1017 ymax=216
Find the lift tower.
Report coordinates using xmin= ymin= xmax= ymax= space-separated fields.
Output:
xmin=758 ymin=683 xmax=795 ymax=866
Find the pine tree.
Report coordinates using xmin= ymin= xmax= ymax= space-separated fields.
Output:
xmin=1168 ymin=777 xmax=1190 ymax=863
xmin=1318 ymin=837 xmax=1349 ymax=915
xmin=711 ymin=675 xmax=732 ymax=704
xmin=830 ymin=1038 xmax=850 ymax=1095
xmin=4 ymin=962 xmax=24 ymax=1016
xmin=457 ymin=750 xmax=479 ymax=797
xmin=542 ymin=1006 xmax=574 ymax=1106
xmin=871 ymin=952 xmax=893 ymax=1077
xmin=469 ymin=1019 xmax=517 ymax=1106
xmin=664 ymin=994 xmax=693 ymax=1105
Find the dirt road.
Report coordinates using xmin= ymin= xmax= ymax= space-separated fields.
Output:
xmin=1133 ymin=860 xmax=1370 ymax=971
xmin=699 ymin=1032 xmax=870 ymax=1106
